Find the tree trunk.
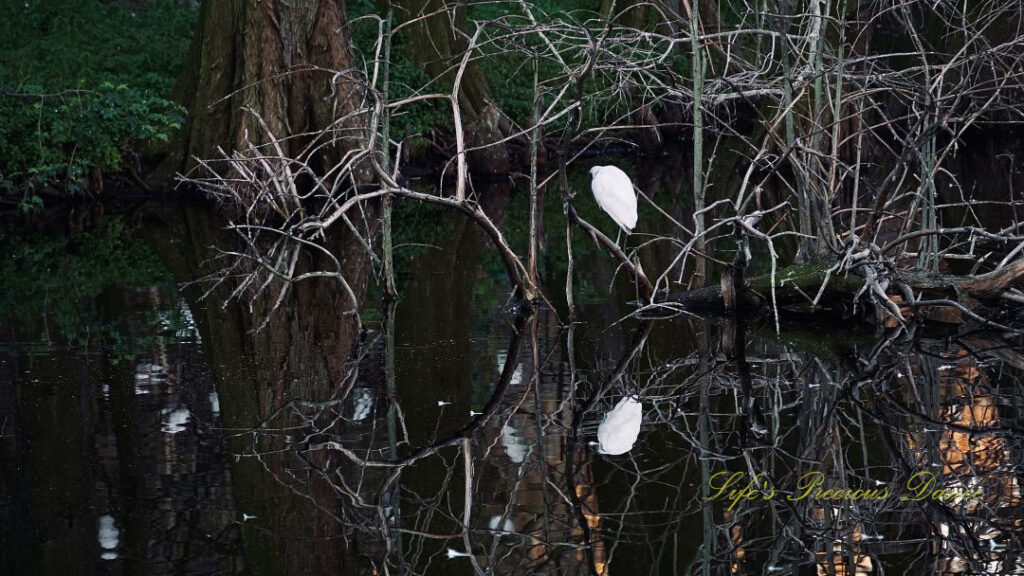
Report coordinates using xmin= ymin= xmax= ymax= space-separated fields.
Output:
xmin=167 ymin=0 xmax=364 ymax=175
xmin=391 ymin=0 xmax=489 ymax=121
xmin=158 ymin=4 xmax=378 ymax=571
xmin=650 ymin=259 xmax=1024 ymax=325
xmin=388 ymin=0 xmax=511 ymax=174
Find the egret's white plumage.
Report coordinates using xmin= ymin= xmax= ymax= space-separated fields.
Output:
xmin=596 ymin=396 xmax=642 ymax=455
xmin=589 ymin=165 xmax=638 ymax=233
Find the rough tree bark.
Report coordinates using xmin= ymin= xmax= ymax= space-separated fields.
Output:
xmin=166 ymin=0 xmax=375 ymax=373
xmin=168 ymin=0 xmax=365 ymax=174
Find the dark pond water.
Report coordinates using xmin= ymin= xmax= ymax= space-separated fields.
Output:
xmin=2 ymin=154 xmax=1023 ymax=575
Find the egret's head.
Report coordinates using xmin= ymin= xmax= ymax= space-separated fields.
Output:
xmin=589 ymin=166 xmax=602 ymax=177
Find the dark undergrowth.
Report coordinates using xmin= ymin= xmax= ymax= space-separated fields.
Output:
xmin=0 ymin=0 xmax=196 ymax=208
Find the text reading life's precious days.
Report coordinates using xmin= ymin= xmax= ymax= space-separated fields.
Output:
xmin=707 ymin=471 xmax=985 ymax=511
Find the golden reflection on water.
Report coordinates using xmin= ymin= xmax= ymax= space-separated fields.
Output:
xmin=901 ymin=346 xmax=1022 ymax=575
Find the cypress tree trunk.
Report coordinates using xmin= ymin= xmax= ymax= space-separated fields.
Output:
xmin=168 ymin=0 xmax=365 ymax=174
xmin=159 ymin=5 xmax=377 ymax=572
xmin=165 ymin=0 xmax=375 ymax=389
xmin=165 ymin=0 xmax=375 ymax=386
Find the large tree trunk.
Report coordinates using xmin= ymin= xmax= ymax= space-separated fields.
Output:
xmin=158 ymin=3 xmax=378 ymax=572
xmin=167 ymin=0 xmax=364 ymax=174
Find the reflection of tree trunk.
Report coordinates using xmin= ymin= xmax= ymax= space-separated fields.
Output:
xmin=898 ymin=343 xmax=1022 ymax=574
xmin=145 ymin=199 xmax=375 ymax=575
xmin=99 ymin=337 xmax=144 ymax=576
xmin=166 ymin=0 xmax=364 ymax=174
xmin=395 ymin=181 xmax=512 ymax=441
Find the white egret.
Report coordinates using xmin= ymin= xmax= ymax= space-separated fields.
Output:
xmin=589 ymin=165 xmax=638 ymax=235
xmin=487 ymin=515 xmax=515 ymax=533
xmin=596 ymin=396 xmax=642 ymax=455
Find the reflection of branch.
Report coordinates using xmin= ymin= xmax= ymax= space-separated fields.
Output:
xmin=461 ymin=437 xmax=486 ymax=575
xmin=308 ymin=307 xmax=531 ymax=470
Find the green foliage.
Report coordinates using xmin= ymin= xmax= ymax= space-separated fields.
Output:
xmin=0 ymin=217 xmax=173 ymax=344
xmin=0 ymin=85 xmax=184 ymax=196
xmin=0 ymin=0 xmax=195 ymax=196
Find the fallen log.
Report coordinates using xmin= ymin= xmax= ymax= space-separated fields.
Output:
xmin=645 ymin=261 xmax=865 ymax=314
xmin=897 ymin=259 xmax=1024 ymax=299
xmin=642 ymin=258 xmax=1024 ymax=325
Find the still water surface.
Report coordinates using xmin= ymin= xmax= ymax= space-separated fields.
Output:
xmin=1 ymin=160 xmax=1023 ymax=575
